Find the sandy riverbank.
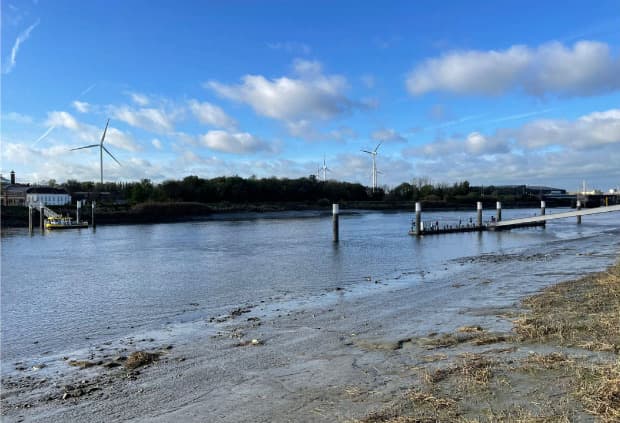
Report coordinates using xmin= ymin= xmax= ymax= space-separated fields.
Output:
xmin=2 ymin=255 xmax=618 ymax=422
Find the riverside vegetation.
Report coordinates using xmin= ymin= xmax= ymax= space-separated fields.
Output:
xmin=2 ymin=176 xmax=556 ymax=227
xmin=357 ymin=260 xmax=620 ymax=422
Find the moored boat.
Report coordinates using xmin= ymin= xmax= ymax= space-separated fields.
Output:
xmin=45 ymin=216 xmax=89 ymax=230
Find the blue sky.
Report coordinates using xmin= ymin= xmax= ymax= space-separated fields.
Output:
xmin=2 ymin=0 xmax=620 ymax=191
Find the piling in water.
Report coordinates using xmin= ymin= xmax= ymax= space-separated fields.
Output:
xmin=415 ymin=202 xmax=422 ymax=236
xmin=496 ymin=201 xmax=502 ymax=222
xmin=577 ymin=200 xmax=582 ymax=224
xmin=477 ymin=202 xmax=483 ymax=227
xmin=92 ymin=201 xmax=96 ymax=229
xmin=332 ymin=203 xmax=339 ymax=242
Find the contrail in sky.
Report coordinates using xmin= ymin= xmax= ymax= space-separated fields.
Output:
xmin=32 ymin=125 xmax=55 ymax=145
xmin=79 ymin=84 xmax=97 ymax=97
xmin=4 ymin=19 xmax=40 ymax=74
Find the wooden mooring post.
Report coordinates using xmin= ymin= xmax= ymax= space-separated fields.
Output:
xmin=28 ymin=206 xmax=33 ymax=234
xmin=477 ymin=202 xmax=483 ymax=227
xmin=576 ymin=200 xmax=582 ymax=224
xmin=496 ymin=202 xmax=502 ymax=222
xmin=540 ymin=201 xmax=546 ymax=226
xmin=92 ymin=201 xmax=96 ymax=229
xmin=76 ymin=200 xmax=81 ymax=224
xmin=39 ymin=205 xmax=44 ymax=232
xmin=415 ymin=202 xmax=422 ymax=236
xmin=332 ymin=203 xmax=339 ymax=242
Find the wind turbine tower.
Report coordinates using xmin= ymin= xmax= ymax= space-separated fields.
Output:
xmin=70 ymin=119 xmax=121 ymax=184
xmin=362 ymin=142 xmax=382 ymax=190
xmin=321 ymin=155 xmax=331 ymax=182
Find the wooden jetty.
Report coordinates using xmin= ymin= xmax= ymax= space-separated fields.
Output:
xmin=409 ymin=202 xmax=620 ymax=236
xmin=491 ymin=204 xmax=620 ymax=230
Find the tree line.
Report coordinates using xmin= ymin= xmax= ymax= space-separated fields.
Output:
xmin=55 ymin=176 xmax=542 ymax=206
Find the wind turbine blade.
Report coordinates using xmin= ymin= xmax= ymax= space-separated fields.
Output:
xmin=361 ymin=149 xmax=373 ymax=154
xmin=102 ymin=145 xmax=121 ymax=166
xmin=100 ymin=118 xmax=110 ymax=145
xmin=70 ymin=144 xmax=99 ymax=151
xmin=374 ymin=141 xmax=383 ymax=153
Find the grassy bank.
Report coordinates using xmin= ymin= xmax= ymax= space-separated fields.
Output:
xmin=357 ymin=260 xmax=620 ymax=422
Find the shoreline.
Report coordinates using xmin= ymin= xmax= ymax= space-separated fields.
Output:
xmin=1 ymin=200 xmax=563 ymax=228
xmin=1 ymin=245 xmax=618 ymax=422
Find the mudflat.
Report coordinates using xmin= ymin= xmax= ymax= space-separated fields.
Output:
xmin=2 ymin=258 xmax=618 ymax=422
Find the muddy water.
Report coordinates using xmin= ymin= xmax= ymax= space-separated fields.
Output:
xmin=2 ymin=208 xmax=619 ymax=376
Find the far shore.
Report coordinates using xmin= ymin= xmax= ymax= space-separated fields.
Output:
xmin=1 ymin=199 xmax=562 ymax=228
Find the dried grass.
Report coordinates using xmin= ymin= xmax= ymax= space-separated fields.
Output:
xmin=124 ymin=351 xmax=159 ymax=369
xmin=573 ymin=360 xmax=620 ymax=422
xmin=358 ymin=260 xmax=620 ymax=423
xmin=514 ymin=262 xmax=620 ymax=352
xmin=520 ymin=352 xmax=573 ymax=370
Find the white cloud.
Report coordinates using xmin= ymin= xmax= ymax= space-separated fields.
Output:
xmin=110 ymin=105 xmax=176 ymax=133
xmin=514 ymin=109 xmax=620 ymax=149
xmin=106 ymin=127 xmax=140 ymax=152
xmin=371 ymin=128 xmax=407 ymax=143
xmin=72 ymin=101 xmax=90 ymax=113
xmin=152 ymin=138 xmax=163 ymax=150
xmin=206 ymin=61 xmax=352 ymax=123
xmin=292 ymin=58 xmax=323 ymax=77
xmin=407 ymin=40 xmax=620 ymax=97
xmin=407 ymin=108 xmax=620 ymax=188
xmin=465 ymin=132 xmax=510 ymax=155
xmin=188 ymin=99 xmax=237 ymax=129
xmin=199 ymin=130 xmax=273 ymax=154
xmin=411 ymin=109 xmax=620 ymax=159
xmin=330 ymin=126 xmax=357 ymax=142
xmin=409 ymin=132 xmax=510 ymax=158
xmin=128 ymin=92 xmax=150 ymax=106
xmin=266 ymin=41 xmax=311 ymax=55
xmin=286 ymin=120 xmax=320 ymax=140
xmin=2 ymin=112 xmax=33 ymax=124
xmin=285 ymin=121 xmax=357 ymax=142
xmin=46 ymin=111 xmax=80 ymax=131
xmin=334 ymin=152 xmax=414 ymax=187
xmin=45 ymin=110 xmax=140 ymax=151
xmin=3 ymin=19 xmax=40 ymax=74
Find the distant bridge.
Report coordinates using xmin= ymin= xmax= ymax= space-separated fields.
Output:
xmin=491 ymin=204 xmax=620 ymax=230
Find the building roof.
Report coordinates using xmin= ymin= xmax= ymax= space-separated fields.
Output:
xmin=2 ymin=184 xmax=29 ymax=193
xmin=26 ymin=187 xmax=70 ymax=195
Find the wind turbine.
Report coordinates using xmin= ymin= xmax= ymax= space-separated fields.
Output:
xmin=70 ymin=119 xmax=120 ymax=184
xmin=321 ymin=155 xmax=331 ymax=182
xmin=362 ymin=142 xmax=382 ymax=190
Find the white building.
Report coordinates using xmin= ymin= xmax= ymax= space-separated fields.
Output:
xmin=26 ymin=187 xmax=71 ymax=206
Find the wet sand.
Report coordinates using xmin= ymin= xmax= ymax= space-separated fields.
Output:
xmin=2 ymin=251 xmax=618 ymax=422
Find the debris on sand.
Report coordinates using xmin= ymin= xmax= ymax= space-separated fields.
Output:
xmin=68 ymin=360 xmax=97 ymax=369
xmin=124 ymin=351 xmax=160 ymax=369
xmin=235 ymin=339 xmax=263 ymax=347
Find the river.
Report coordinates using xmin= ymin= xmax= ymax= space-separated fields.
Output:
xmin=2 ymin=208 xmax=619 ymax=377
